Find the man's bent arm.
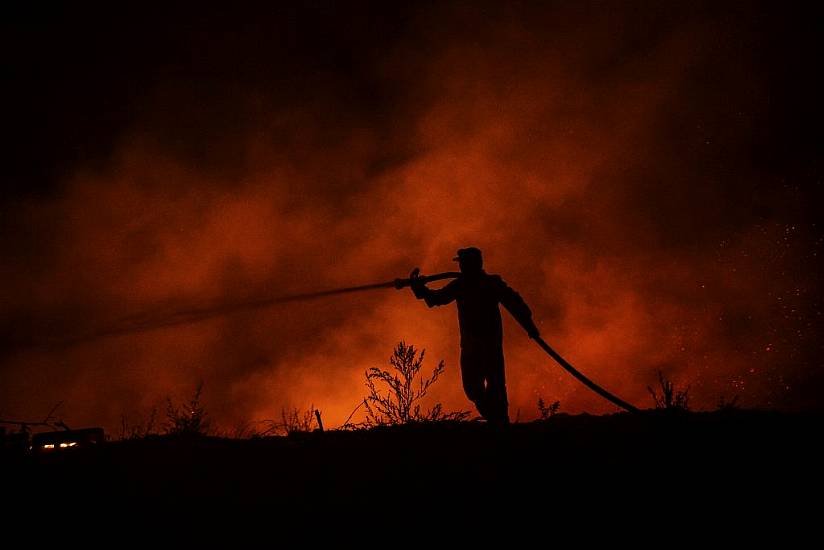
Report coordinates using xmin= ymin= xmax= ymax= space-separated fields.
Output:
xmin=413 ymin=279 xmax=458 ymax=308
xmin=498 ymin=279 xmax=540 ymax=338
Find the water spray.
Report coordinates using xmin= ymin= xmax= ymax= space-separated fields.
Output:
xmin=35 ymin=272 xmax=461 ymax=349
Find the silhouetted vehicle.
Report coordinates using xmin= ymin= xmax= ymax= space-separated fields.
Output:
xmin=31 ymin=428 xmax=105 ymax=454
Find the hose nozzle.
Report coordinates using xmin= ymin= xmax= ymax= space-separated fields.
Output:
xmin=394 ymin=271 xmax=461 ymax=290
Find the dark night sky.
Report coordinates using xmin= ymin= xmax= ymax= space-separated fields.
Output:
xmin=1 ymin=1 xmax=822 ymax=431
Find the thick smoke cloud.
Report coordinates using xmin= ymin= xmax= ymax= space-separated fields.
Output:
xmin=2 ymin=2 xmax=821 ymax=432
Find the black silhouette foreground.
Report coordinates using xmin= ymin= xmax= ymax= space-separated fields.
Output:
xmin=408 ymin=247 xmax=540 ymax=424
xmin=5 ymin=411 xmax=821 ymax=525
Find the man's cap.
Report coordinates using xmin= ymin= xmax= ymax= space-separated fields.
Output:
xmin=453 ymin=247 xmax=483 ymax=262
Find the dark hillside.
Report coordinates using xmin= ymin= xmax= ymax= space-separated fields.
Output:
xmin=6 ymin=410 xmax=821 ymax=521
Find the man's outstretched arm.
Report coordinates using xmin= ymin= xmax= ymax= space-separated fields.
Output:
xmin=497 ymin=277 xmax=540 ymax=339
xmin=409 ymin=268 xmax=457 ymax=307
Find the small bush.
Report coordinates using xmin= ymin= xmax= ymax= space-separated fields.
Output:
xmin=119 ymin=407 xmax=158 ymax=440
xmin=647 ymin=370 xmax=690 ymax=411
xmin=537 ymin=397 xmax=560 ymax=420
xmin=362 ymin=340 xmax=469 ymax=427
xmin=250 ymin=406 xmax=321 ymax=436
xmin=164 ymin=382 xmax=211 ymax=436
xmin=280 ymin=406 xmax=318 ymax=435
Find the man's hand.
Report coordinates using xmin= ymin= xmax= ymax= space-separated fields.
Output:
xmin=409 ymin=267 xmax=423 ymax=288
xmin=409 ymin=267 xmax=426 ymax=298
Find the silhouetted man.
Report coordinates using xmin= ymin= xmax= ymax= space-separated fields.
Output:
xmin=409 ymin=247 xmax=540 ymax=424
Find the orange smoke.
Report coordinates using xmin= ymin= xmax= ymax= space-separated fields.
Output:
xmin=1 ymin=3 xmax=820 ymax=433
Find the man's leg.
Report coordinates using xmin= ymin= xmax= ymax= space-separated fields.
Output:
xmin=483 ymin=350 xmax=509 ymax=424
xmin=460 ymin=351 xmax=488 ymax=419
